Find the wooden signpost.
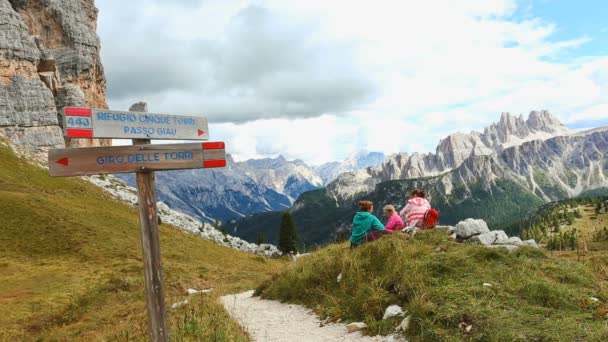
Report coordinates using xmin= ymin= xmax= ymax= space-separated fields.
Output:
xmin=49 ymin=104 xmax=225 ymax=342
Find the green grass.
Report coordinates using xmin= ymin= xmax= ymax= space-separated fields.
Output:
xmin=256 ymin=231 xmax=608 ymax=341
xmin=0 ymin=142 xmax=285 ymax=340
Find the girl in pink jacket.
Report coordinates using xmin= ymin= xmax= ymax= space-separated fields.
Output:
xmin=383 ymin=205 xmax=404 ymax=233
xmin=399 ymin=189 xmax=431 ymax=228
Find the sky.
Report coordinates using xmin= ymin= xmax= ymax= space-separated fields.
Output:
xmin=97 ymin=0 xmax=608 ymax=165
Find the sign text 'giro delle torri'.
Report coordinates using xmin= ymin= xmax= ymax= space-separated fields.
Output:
xmin=48 ymin=142 xmax=226 ymax=177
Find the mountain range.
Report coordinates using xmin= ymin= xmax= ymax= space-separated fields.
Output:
xmin=230 ymin=111 xmax=608 ymax=247
xmin=116 ymin=151 xmax=385 ymax=223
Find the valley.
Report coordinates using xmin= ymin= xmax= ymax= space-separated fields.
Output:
xmin=232 ymin=113 xmax=608 ymax=247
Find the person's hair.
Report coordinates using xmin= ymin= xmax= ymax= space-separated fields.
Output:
xmin=359 ymin=200 xmax=373 ymax=212
xmin=411 ymin=189 xmax=426 ymax=198
xmin=383 ymin=205 xmax=395 ymax=213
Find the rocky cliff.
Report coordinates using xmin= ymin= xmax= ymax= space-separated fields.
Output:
xmin=0 ymin=0 xmax=107 ymax=151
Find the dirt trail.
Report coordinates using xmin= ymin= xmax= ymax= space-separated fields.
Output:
xmin=221 ymin=291 xmax=399 ymax=342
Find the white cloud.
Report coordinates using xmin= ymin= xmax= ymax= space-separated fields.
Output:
xmin=97 ymin=0 xmax=608 ymax=164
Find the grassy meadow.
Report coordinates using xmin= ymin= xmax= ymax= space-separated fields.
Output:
xmin=0 ymin=143 xmax=286 ymax=340
xmin=256 ymin=231 xmax=608 ymax=341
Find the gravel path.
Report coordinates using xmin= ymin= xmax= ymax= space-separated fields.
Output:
xmin=221 ymin=291 xmax=399 ymax=342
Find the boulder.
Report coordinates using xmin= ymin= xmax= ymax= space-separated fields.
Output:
xmin=468 ymin=230 xmax=509 ymax=245
xmin=383 ymin=305 xmax=404 ymax=319
xmin=346 ymin=322 xmax=367 ymax=333
xmin=454 ymin=219 xmax=490 ymax=239
xmin=521 ymin=239 xmax=539 ymax=248
xmin=502 ymin=237 xmax=523 ymax=245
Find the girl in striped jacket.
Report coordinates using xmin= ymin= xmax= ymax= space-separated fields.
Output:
xmin=399 ymin=189 xmax=431 ymax=228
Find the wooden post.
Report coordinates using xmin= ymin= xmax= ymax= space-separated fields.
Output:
xmin=131 ymin=102 xmax=169 ymax=342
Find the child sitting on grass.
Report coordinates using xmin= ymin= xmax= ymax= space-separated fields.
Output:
xmin=350 ymin=200 xmax=385 ymax=248
xmin=383 ymin=205 xmax=405 ymax=233
xmin=399 ymin=189 xmax=431 ymax=229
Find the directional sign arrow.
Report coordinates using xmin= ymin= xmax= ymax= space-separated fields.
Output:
xmin=48 ymin=142 xmax=226 ymax=177
xmin=62 ymin=107 xmax=210 ymax=141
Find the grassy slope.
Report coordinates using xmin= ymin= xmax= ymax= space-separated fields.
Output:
xmin=257 ymin=232 xmax=608 ymax=341
xmin=551 ymin=204 xmax=608 ymax=251
xmin=0 ymin=143 xmax=285 ymax=340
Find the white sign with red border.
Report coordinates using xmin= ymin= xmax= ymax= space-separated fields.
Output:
xmin=63 ymin=107 xmax=209 ymax=140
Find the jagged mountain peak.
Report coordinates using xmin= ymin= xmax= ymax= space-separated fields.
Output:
xmin=526 ymin=110 xmax=568 ymax=133
xmin=328 ymin=110 xmax=580 ymax=201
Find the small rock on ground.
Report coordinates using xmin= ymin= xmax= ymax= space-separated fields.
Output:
xmin=347 ymin=322 xmax=368 ymax=333
xmin=383 ymin=305 xmax=404 ymax=319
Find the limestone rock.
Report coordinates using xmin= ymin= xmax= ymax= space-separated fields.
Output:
xmin=396 ymin=316 xmax=410 ymax=332
xmin=469 ymin=230 xmax=509 ymax=245
xmin=454 ymin=219 xmax=490 ymax=239
xmin=187 ymin=288 xmax=212 ymax=295
xmin=383 ymin=305 xmax=404 ymax=319
xmin=346 ymin=322 xmax=367 ymax=333
xmin=502 ymin=236 xmax=523 ymax=245
xmin=521 ymin=239 xmax=539 ymax=248
xmin=171 ymin=299 xmax=188 ymax=309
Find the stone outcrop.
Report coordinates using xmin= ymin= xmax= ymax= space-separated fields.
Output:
xmin=450 ymin=218 xmax=539 ymax=251
xmin=0 ymin=0 xmax=108 ymax=151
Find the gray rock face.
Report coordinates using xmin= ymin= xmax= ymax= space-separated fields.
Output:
xmin=0 ymin=0 xmax=107 ymax=151
xmin=454 ymin=219 xmax=490 ymax=239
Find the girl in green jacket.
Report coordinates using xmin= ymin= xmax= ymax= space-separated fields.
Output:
xmin=350 ymin=200 xmax=385 ymax=247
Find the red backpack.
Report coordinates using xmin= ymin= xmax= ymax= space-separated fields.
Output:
xmin=420 ymin=209 xmax=439 ymax=229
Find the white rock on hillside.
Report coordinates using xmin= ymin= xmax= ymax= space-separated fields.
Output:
xmin=469 ymin=230 xmax=509 ymax=246
xmin=454 ymin=219 xmax=490 ymax=239
xmin=86 ymin=175 xmax=282 ymax=257
xmin=383 ymin=305 xmax=404 ymax=319
xmin=501 ymin=236 xmax=523 ymax=245
xmin=521 ymin=239 xmax=539 ymax=248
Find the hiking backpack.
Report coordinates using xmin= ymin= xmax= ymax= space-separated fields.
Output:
xmin=420 ymin=209 xmax=439 ymax=229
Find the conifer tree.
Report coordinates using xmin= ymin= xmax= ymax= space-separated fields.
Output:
xmin=256 ymin=231 xmax=266 ymax=245
xmin=278 ymin=211 xmax=298 ymax=254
